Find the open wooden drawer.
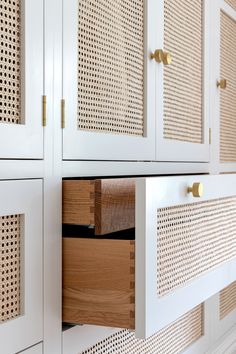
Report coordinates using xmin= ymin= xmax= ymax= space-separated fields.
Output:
xmin=63 ymin=174 xmax=236 ymax=339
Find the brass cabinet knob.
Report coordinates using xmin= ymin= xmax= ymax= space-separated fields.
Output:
xmin=217 ymin=79 xmax=227 ymax=89
xmin=187 ymin=182 xmax=204 ymax=198
xmin=150 ymin=49 xmax=172 ymax=65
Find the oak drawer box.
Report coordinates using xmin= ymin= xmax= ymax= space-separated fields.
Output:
xmin=63 ymin=237 xmax=135 ymax=329
xmin=63 ymin=179 xmax=135 ymax=235
xmin=63 ymin=175 xmax=236 ymax=339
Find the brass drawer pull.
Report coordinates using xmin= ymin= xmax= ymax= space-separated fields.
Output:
xmin=150 ymin=49 xmax=172 ymax=65
xmin=187 ymin=182 xmax=204 ymax=198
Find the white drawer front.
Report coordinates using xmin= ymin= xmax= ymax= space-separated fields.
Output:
xmin=136 ymin=174 xmax=236 ymax=338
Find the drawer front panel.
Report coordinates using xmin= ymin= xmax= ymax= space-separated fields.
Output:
xmin=157 ymin=196 xmax=236 ymax=297
xmin=163 ymin=0 xmax=203 ymax=144
xmin=220 ymin=281 xmax=236 ymax=320
xmin=77 ymin=305 xmax=203 ymax=354
xmin=136 ymin=174 xmax=236 ymax=338
xmin=220 ymin=10 xmax=236 ymax=162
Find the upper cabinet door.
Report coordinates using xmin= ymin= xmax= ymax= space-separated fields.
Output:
xmin=212 ymin=0 xmax=236 ymax=171
xmin=63 ymin=0 xmax=156 ymax=160
xmin=0 ymin=0 xmax=44 ymax=159
xmin=155 ymin=0 xmax=210 ymax=162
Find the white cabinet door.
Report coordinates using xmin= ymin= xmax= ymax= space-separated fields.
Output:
xmin=155 ymin=0 xmax=210 ymax=162
xmin=63 ymin=0 xmax=156 ymax=161
xmin=136 ymin=174 xmax=236 ymax=338
xmin=211 ymin=0 xmax=236 ymax=172
xmin=0 ymin=0 xmax=44 ymax=159
xmin=0 ymin=180 xmax=43 ymax=354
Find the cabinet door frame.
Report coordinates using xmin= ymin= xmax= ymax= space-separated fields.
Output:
xmin=211 ymin=0 xmax=236 ymax=173
xmin=63 ymin=0 xmax=156 ymax=161
xmin=0 ymin=0 xmax=44 ymax=159
xmin=155 ymin=0 xmax=210 ymax=162
xmin=0 ymin=180 xmax=43 ymax=354
xmin=136 ymin=174 xmax=236 ymax=339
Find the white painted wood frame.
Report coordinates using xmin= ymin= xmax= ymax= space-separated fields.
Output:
xmin=0 ymin=0 xmax=44 ymax=159
xmin=155 ymin=0 xmax=210 ymax=162
xmin=136 ymin=174 xmax=236 ymax=338
xmin=0 ymin=180 xmax=43 ymax=354
xmin=62 ymin=0 xmax=156 ymax=161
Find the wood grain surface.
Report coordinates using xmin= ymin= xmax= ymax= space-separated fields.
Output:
xmin=63 ymin=178 xmax=135 ymax=235
xmin=63 ymin=237 xmax=135 ymax=329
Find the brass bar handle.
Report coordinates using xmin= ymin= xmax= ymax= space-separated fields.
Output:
xmin=150 ymin=49 xmax=172 ymax=65
xmin=217 ymin=79 xmax=227 ymax=89
xmin=187 ymin=182 xmax=204 ymax=198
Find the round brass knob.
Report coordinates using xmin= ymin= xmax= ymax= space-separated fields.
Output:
xmin=162 ymin=51 xmax=172 ymax=65
xmin=187 ymin=182 xmax=204 ymax=198
xmin=217 ymin=79 xmax=227 ymax=89
xmin=150 ymin=49 xmax=172 ymax=65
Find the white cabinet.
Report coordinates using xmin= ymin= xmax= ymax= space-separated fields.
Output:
xmin=0 ymin=179 xmax=43 ymax=354
xmin=0 ymin=0 xmax=44 ymax=159
xmin=136 ymin=174 xmax=236 ymax=338
xmin=62 ymin=0 xmax=210 ymax=162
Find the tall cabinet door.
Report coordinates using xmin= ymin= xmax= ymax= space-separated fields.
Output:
xmin=0 ymin=180 xmax=43 ymax=354
xmin=155 ymin=0 xmax=210 ymax=162
xmin=213 ymin=0 xmax=236 ymax=172
xmin=136 ymin=174 xmax=236 ymax=339
xmin=63 ymin=0 xmax=156 ymax=161
xmin=0 ymin=0 xmax=43 ymax=159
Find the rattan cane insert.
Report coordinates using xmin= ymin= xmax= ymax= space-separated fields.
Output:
xmin=163 ymin=0 xmax=203 ymax=143
xmin=220 ymin=282 xmax=236 ymax=320
xmin=220 ymin=11 xmax=236 ymax=162
xmin=0 ymin=0 xmax=21 ymax=124
xmin=77 ymin=0 xmax=144 ymax=136
xmin=80 ymin=305 xmax=203 ymax=354
xmin=157 ymin=196 xmax=236 ymax=297
xmin=0 ymin=215 xmax=21 ymax=323
xmin=225 ymin=0 xmax=236 ymax=11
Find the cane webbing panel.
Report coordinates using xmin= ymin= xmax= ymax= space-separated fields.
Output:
xmin=157 ymin=196 xmax=236 ymax=297
xmin=220 ymin=282 xmax=236 ymax=320
xmin=225 ymin=0 xmax=236 ymax=11
xmin=0 ymin=215 xmax=21 ymax=323
xmin=163 ymin=0 xmax=203 ymax=143
xmin=220 ymin=12 xmax=236 ymax=162
xmin=80 ymin=305 xmax=203 ymax=354
xmin=0 ymin=0 xmax=21 ymax=124
xmin=77 ymin=0 xmax=144 ymax=136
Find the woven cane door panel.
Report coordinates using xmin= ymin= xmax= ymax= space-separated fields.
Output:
xmin=0 ymin=0 xmax=21 ymax=125
xmin=225 ymin=0 xmax=236 ymax=11
xmin=220 ymin=12 xmax=236 ymax=162
xmin=220 ymin=282 xmax=236 ymax=320
xmin=77 ymin=0 xmax=144 ymax=136
xmin=79 ymin=305 xmax=203 ymax=354
xmin=163 ymin=0 xmax=203 ymax=143
xmin=0 ymin=214 xmax=21 ymax=323
xmin=157 ymin=196 xmax=236 ymax=297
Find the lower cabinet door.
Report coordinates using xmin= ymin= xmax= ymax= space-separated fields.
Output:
xmin=0 ymin=180 xmax=43 ymax=354
xmin=136 ymin=174 xmax=236 ymax=338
